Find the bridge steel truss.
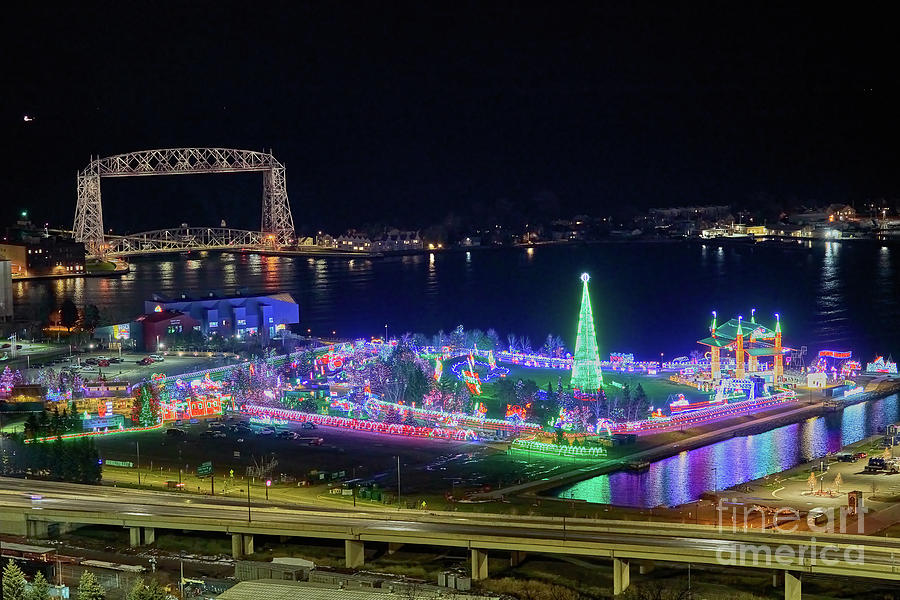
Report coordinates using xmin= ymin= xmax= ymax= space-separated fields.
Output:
xmin=104 ymin=227 xmax=263 ymax=256
xmin=73 ymin=148 xmax=296 ymax=256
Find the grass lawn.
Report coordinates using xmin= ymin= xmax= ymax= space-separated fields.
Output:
xmin=487 ymin=362 xmax=707 ymax=407
xmin=85 ymin=260 xmax=118 ymax=272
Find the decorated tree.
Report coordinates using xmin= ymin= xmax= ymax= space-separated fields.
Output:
xmin=807 ymin=471 xmax=817 ymax=492
xmin=0 ymin=366 xmax=15 ymax=393
xmin=135 ymin=384 xmax=160 ymax=426
xmin=834 ymin=472 xmax=843 ymax=493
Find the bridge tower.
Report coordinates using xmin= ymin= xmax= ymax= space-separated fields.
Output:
xmin=73 ymin=148 xmax=296 ymax=256
xmin=74 ymin=159 xmax=106 ymax=256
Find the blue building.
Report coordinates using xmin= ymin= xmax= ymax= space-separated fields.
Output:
xmin=144 ymin=292 xmax=299 ymax=345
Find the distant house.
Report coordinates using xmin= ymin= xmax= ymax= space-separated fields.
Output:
xmin=700 ymin=227 xmax=727 ymax=239
xmin=336 ymin=234 xmax=372 ymax=251
xmin=826 ymin=204 xmax=856 ymax=222
xmin=373 ymin=230 xmax=422 ymax=252
xmin=768 ymin=224 xmax=814 ymax=237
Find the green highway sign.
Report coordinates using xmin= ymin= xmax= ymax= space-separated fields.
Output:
xmin=104 ymin=460 xmax=134 ymax=468
xmin=197 ymin=461 xmax=213 ymax=477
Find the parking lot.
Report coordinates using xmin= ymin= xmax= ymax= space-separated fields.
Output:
xmin=24 ymin=350 xmax=242 ymax=382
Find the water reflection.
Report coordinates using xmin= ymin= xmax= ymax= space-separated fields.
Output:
xmin=555 ymin=394 xmax=900 ymax=507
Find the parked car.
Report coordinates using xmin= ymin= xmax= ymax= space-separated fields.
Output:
xmin=854 ymin=452 xmax=868 ymax=460
xmin=137 ymin=357 xmax=154 ymax=365
xmin=301 ymin=422 xmax=318 ymax=430
xmin=277 ymin=431 xmax=298 ymax=440
xmin=149 ymin=354 xmax=165 ymax=362
xmin=98 ymin=360 xmax=111 ymax=367
xmin=80 ymin=365 xmax=98 ymax=372
xmin=258 ymin=427 xmax=276 ymax=436
xmin=166 ymin=428 xmax=186 ymax=437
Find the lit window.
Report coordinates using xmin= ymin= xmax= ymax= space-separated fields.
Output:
xmin=209 ymin=321 xmax=218 ymax=328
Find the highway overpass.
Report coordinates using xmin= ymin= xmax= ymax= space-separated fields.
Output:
xmin=1 ymin=477 xmax=899 ymax=598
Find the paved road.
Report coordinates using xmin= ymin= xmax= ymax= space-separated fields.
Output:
xmin=3 ymin=477 xmax=900 ymax=576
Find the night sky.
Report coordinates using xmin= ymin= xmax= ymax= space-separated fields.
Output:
xmin=3 ymin=3 xmax=897 ymax=233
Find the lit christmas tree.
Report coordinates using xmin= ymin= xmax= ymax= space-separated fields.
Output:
xmin=570 ymin=273 xmax=604 ymax=393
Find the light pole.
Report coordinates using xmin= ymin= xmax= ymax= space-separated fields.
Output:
xmin=265 ymin=479 xmax=271 ymax=501
xmin=396 ymin=455 xmax=401 ymax=509
xmin=156 ymin=335 xmax=160 ymax=352
xmin=384 ymin=324 xmax=388 ymax=342
xmin=247 ymin=483 xmax=252 ymax=522
xmin=136 ymin=441 xmax=141 ymax=486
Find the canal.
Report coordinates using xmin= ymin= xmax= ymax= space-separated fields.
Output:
xmin=553 ymin=393 xmax=900 ymax=507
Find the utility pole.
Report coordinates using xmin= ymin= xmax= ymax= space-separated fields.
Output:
xmin=397 ymin=455 xmax=401 ymax=509
xmin=247 ymin=483 xmax=252 ymax=522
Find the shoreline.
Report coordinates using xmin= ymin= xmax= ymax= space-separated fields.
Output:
xmin=11 ymin=262 xmax=130 ymax=282
xmin=495 ymin=380 xmax=900 ymax=505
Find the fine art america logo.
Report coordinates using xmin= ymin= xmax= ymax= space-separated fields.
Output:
xmin=714 ymin=498 xmax=866 ymax=567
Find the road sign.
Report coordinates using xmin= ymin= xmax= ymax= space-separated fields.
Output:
xmin=197 ymin=461 xmax=213 ymax=477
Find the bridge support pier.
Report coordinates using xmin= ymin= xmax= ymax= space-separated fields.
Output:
xmin=243 ymin=534 xmax=255 ymax=556
xmin=612 ymin=558 xmax=630 ymax=596
xmin=232 ymin=534 xmax=243 ymax=559
xmin=471 ymin=549 xmax=488 ymax=581
xmin=345 ymin=540 xmax=365 ymax=568
xmin=129 ymin=527 xmax=142 ymax=547
xmin=510 ymin=551 xmax=527 ymax=567
xmin=144 ymin=527 xmax=156 ymax=545
xmin=785 ymin=571 xmax=801 ymax=600
xmin=388 ymin=542 xmax=404 ymax=555
xmin=27 ymin=520 xmax=49 ymax=540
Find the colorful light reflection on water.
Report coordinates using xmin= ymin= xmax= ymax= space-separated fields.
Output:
xmin=554 ymin=394 xmax=900 ymax=507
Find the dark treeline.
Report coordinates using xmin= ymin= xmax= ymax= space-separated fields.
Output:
xmin=0 ymin=435 xmax=101 ymax=484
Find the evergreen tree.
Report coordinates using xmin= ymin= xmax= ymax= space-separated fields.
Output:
xmin=2 ymin=561 xmax=28 ymax=600
xmin=82 ymin=304 xmax=101 ymax=334
xmin=28 ymin=571 xmax=51 ymax=600
xmin=125 ymin=578 xmax=167 ymax=600
xmin=77 ymin=571 xmax=105 ymax=600
xmin=60 ymin=299 xmax=79 ymax=334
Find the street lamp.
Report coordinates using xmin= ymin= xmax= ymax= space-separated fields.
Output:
xmin=156 ymin=335 xmax=160 ymax=352
xmin=265 ymin=479 xmax=271 ymax=501
xmin=384 ymin=324 xmax=388 ymax=342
